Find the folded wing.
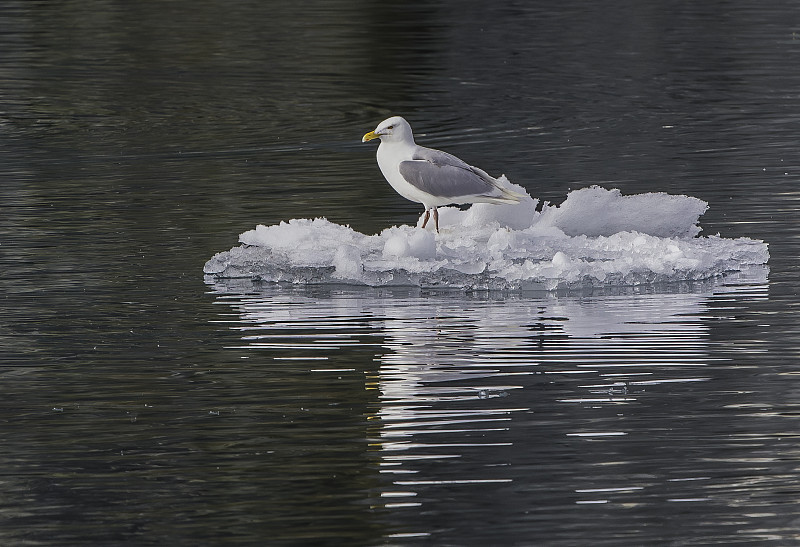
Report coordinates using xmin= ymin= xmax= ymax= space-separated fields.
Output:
xmin=399 ymin=147 xmax=509 ymax=201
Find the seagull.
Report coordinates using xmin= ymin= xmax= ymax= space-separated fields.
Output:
xmin=362 ymin=116 xmax=522 ymax=232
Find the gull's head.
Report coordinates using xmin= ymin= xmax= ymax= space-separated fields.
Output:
xmin=362 ymin=116 xmax=414 ymax=144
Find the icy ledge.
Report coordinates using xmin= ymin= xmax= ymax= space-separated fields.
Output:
xmin=203 ymin=183 xmax=769 ymax=291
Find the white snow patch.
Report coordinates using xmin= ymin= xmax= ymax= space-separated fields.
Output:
xmin=204 ymin=184 xmax=769 ymax=290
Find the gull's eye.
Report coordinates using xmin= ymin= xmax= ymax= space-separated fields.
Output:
xmin=387 ymin=125 xmax=394 ymax=129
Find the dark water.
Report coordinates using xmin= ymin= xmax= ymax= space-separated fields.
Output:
xmin=2 ymin=1 xmax=799 ymax=545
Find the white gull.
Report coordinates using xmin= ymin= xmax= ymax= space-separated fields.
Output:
xmin=362 ymin=116 xmax=522 ymax=232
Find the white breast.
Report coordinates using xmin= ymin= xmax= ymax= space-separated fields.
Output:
xmin=377 ymin=142 xmax=433 ymax=208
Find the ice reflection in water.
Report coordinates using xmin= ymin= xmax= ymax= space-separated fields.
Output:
xmin=208 ymin=267 xmax=775 ymax=541
xmin=367 ymin=277 xmax=768 ymax=511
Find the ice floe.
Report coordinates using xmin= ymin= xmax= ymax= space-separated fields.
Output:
xmin=203 ymin=183 xmax=769 ymax=291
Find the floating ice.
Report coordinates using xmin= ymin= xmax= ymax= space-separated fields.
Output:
xmin=203 ymin=183 xmax=769 ymax=291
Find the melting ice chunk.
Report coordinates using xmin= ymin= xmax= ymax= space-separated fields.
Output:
xmin=204 ymin=183 xmax=769 ymax=290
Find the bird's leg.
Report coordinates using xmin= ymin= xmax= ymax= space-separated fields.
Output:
xmin=421 ymin=209 xmax=430 ymax=229
xmin=433 ymin=207 xmax=439 ymax=233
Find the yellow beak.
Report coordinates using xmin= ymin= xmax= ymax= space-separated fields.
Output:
xmin=362 ymin=130 xmax=380 ymax=143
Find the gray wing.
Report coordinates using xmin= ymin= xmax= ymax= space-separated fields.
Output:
xmin=398 ymin=147 xmax=496 ymax=199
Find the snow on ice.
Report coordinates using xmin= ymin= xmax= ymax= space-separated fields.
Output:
xmin=203 ymin=183 xmax=769 ymax=291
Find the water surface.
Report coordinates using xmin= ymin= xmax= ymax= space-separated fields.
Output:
xmin=1 ymin=0 xmax=799 ymax=545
